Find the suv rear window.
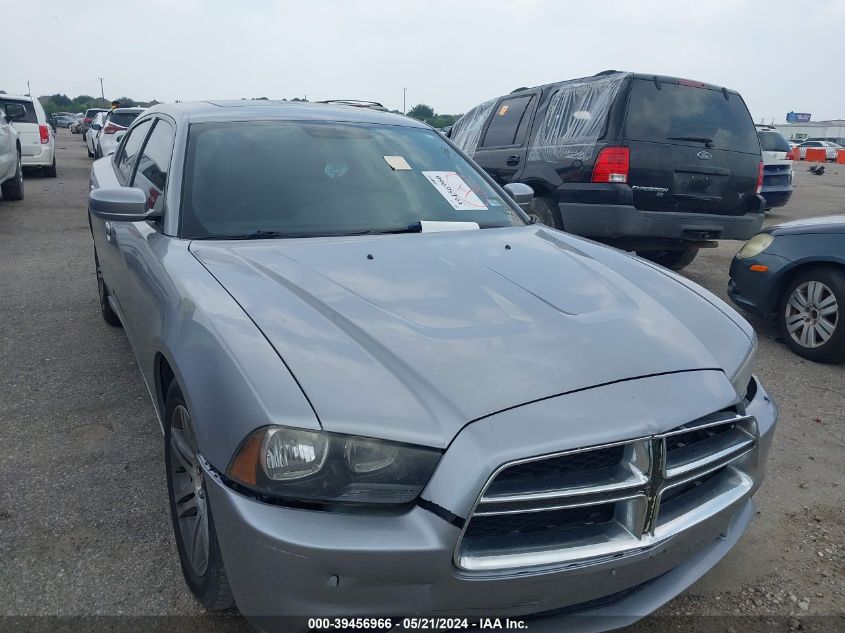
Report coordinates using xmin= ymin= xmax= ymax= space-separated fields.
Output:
xmin=757 ymin=130 xmax=790 ymax=152
xmin=0 ymin=99 xmax=38 ymax=124
xmin=108 ymin=112 xmax=141 ymax=127
xmin=625 ymin=80 xmax=760 ymax=154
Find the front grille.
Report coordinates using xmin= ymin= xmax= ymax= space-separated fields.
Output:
xmin=455 ymin=410 xmax=757 ymax=572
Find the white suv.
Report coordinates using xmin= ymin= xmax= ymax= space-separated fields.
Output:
xmin=0 ymin=102 xmax=25 ymax=200
xmin=0 ymin=94 xmax=56 ymax=177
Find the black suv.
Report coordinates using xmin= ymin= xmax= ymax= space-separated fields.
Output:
xmin=450 ymin=72 xmax=765 ymax=269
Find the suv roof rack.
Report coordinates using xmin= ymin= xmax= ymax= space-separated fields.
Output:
xmin=318 ymin=99 xmax=389 ymax=111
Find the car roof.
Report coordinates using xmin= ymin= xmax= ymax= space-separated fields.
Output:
xmin=508 ymin=71 xmax=741 ymax=97
xmin=0 ymin=94 xmax=35 ymax=102
xmin=140 ymin=100 xmax=427 ymax=128
xmin=110 ymin=107 xmax=145 ymax=114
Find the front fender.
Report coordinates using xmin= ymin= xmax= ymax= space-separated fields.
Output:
xmin=149 ymin=243 xmax=320 ymax=472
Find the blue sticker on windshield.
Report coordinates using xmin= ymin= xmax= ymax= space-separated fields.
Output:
xmin=325 ymin=162 xmax=348 ymax=178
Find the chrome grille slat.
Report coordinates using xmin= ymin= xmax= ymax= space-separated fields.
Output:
xmin=455 ymin=409 xmax=759 ymax=573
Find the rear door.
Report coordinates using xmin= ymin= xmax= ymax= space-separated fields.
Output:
xmin=0 ymin=98 xmax=39 ymax=159
xmin=472 ymin=93 xmax=537 ymax=185
xmin=624 ymin=79 xmax=762 ymax=216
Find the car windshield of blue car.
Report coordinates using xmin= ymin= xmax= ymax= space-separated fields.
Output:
xmin=180 ymin=121 xmax=525 ymax=239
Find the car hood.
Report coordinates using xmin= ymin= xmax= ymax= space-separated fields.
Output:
xmin=766 ymin=214 xmax=845 ymax=236
xmin=191 ymin=226 xmax=752 ymax=448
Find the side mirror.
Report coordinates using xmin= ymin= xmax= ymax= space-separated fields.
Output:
xmin=92 ymin=123 xmax=102 ymax=131
xmin=4 ymin=103 xmax=27 ymax=122
xmin=503 ymin=182 xmax=534 ymax=206
xmin=89 ymin=187 xmax=160 ymax=221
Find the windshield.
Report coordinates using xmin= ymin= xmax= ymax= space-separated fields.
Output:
xmin=757 ymin=130 xmax=790 ymax=152
xmin=181 ymin=121 xmax=525 ymax=239
xmin=625 ymin=80 xmax=760 ymax=154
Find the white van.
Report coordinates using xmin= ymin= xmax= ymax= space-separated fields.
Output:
xmin=0 ymin=94 xmax=56 ymax=177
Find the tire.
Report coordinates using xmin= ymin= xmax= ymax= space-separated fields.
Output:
xmin=1 ymin=152 xmax=24 ymax=201
xmin=164 ymin=381 xmax=235 ymax=611
xmin=528 ymin=196 xmax=563 ymax=229
xmin=95 ymin=252 xmax=122 ymax=327
xmin=778 ymin=266 xmax=845 ymax=363
xmin=43 ymin=157 xmax=57 ymax=178
xmin=638 ymin=247 xmax=699 ymax=271
xmin=87 ymin=140 xmax=94 ymax=158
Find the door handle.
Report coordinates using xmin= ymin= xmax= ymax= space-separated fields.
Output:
xmin=506 ymin=155 xmax=521 ymax=166
xmin=104 ymin=221 xmax=113 ymax=243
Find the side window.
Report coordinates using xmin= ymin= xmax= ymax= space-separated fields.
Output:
xmin=131 ymin=119 xmax=175 ymax=214
xmin=114 ymin=119 xmax=153 ymax=183
xmin=480 ymin=96 xmax=534 ymax=148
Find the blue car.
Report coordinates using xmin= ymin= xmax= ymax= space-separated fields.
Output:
xmin=729 ymin=215 xmax=845 ymax=362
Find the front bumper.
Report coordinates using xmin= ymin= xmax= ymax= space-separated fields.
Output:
xmin=559 ymin=202 xmax=765 ymax=241
xmin=205 ymin=373 xmax=777 ymax=626
xmin=728 ymin=253 xmax=791 ymax=317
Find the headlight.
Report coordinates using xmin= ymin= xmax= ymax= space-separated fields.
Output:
xmin=228 ymin=426 xmax=441 ymax=507
xmin=730 ymin=333 xmax=758 ymax=400
xmin=737 ymin=233 xmax=774 ymax=259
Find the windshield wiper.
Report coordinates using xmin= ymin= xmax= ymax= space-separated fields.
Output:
xmin=191 ymin=230 xmax=291 ymax=241
xmin=348 ymin=222 xmax=423 ymax=235
xmin=667 ymin=136 xmax=714 ymax=147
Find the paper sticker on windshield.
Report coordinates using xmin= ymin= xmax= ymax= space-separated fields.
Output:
xmin=422 ymin=171 xmax=488 ymax=210
xmin=383 ymin=155 xmax=412 ymax=170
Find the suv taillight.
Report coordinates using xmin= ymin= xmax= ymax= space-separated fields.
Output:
xmin=39 ymin=125 xmax=50 ymax=144
xmin=103 ymin=123 xmax=125 ymax=135
xmin=592 ymin=147 xmax=629 ymax=184
xmin=756 ymin=161 xmax=764 ymax=193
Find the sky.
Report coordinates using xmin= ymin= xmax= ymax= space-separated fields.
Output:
xmin=3 ymin=0 xmax=844 ymax=123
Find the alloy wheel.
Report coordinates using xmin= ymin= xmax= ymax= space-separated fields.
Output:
xmin=169 ymin=405 xmax=210 ymax=576
xmin=784 ymin=280 xmax=839 ymax=348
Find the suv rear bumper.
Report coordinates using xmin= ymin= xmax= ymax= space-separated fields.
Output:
xmin=559 ymin=202 xmax=765 ymax=242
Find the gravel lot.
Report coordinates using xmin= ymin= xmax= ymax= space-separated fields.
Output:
xmin=1 ymin=130 xmax=842 ymax=631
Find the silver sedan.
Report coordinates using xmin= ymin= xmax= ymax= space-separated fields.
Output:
xmin=88 ymin=101 xmax=777 ymax=631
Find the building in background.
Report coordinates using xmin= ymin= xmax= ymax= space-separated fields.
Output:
xmin=773 ymin=119 xmax=845 ymax=144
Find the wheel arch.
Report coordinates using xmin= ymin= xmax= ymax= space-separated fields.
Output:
xmin=768 ymin=258 xmax=845 ymax=314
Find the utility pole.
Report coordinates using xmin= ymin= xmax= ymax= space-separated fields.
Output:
xmin=98 ymin=77 xmax=105 ymax=100
xmin=26 ymin=81 xmax=31 ymax=96
xmin=403 ymin=88 xmax=407 ymax=115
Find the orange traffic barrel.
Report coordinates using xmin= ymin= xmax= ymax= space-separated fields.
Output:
xmin=805 ymin=148 xmax=827 ymax=162
xmin=837 ymin=149 xmax=845 ymax=164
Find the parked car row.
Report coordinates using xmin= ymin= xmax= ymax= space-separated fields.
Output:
xmin=72 ymin=68 xmax=840 ymax=631
xmin=86 ymin=97 xmax=780 ymax=631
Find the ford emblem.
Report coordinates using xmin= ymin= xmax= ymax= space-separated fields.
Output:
xmin=697 ymin=150 xmax=713 ymax=160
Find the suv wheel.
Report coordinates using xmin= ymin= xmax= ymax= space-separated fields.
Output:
xmin=43 ymin=157 xmax=57 ymax=178
xmin=778 ymin=266 xmax=844 ymax=363
xmin=638 ymin=248 xmax=699 ymax=271
xmin=529 ymin=196 xmax=562 ymax=229
xmin=1 ymin=152 xmax=24 ymax=201
xmin=164 ymin=381 xmax=235 ymax=611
